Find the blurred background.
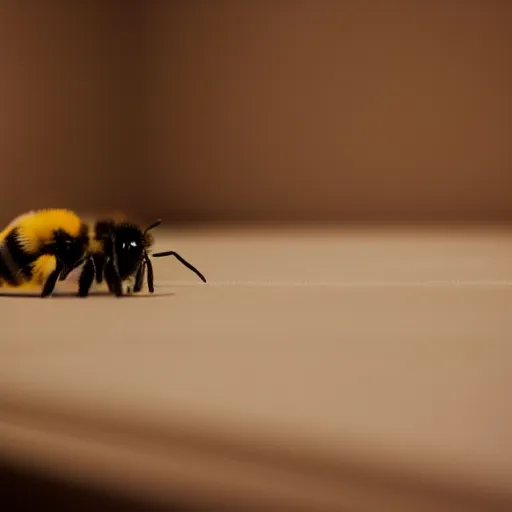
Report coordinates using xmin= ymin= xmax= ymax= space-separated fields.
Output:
xmin=1 ymin=1 xmax=511 ymax=511
xmin=1 ymin=0 xmax=511 ymax=227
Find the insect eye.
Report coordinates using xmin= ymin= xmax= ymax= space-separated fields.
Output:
xmin=121 ymin=241 xmax=138 ymax=250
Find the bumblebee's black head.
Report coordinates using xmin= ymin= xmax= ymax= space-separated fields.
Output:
xmin=111 ymin=224 xmax=146 ymax=279
xmin=98 ymin=219 xmax=160 ymax=281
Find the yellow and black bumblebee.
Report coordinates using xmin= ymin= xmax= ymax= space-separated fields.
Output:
xmin=0 ymin=208 xmax=90 ymax=297
xmin=60 ymin=218 xmax=207 ymax=297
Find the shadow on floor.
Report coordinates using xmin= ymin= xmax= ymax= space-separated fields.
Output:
xmin=0 ymin=460 xmax=198 ymax=511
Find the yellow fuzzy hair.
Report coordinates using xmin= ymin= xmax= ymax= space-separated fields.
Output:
xmin=0 ymin=255 xmax=57 ymax=290
xmin=87 ymin=224 xmax=104 ymax=254
xmin=30 ymin=254 xmax=58 ymax=284
xmin=0 ymin=209 xmax=84 ymax=253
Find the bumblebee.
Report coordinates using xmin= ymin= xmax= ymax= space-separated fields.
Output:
xmin=61 ymin=218 xmax=207 ymax=297
xmin=0 ymin=209 xmax=89 ymax=297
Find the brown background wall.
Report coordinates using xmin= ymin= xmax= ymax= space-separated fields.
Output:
xmin=0 ymin=1 xmax=127 ymax=226
xmin=1 ymin=1 xmax=511 ymax=226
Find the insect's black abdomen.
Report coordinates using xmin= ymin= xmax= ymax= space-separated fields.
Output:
xmin=0 ymin=229 xmax=35 ymax=285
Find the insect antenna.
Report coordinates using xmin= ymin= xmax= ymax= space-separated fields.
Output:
xmin=144 ymin=219 xmax=162 ymax=234
xmin=151 ymin=250 xmax=207 ymax=283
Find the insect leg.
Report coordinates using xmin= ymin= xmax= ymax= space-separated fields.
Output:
xmin=104 ymin=258 xmax=123 ymax=297
xmin=59 ymin=256 xmax=85 ymax=281
xmin=93 ymin=253 xmax=105 ymax=284
xmin=78 ymin=256 xmax=96 ymax=297
xmin=41 ymin=259 xmax=64 ymax=297
xmin=133 ymin=260 xmax=146 ymax=293
xmin=103 ymin=228 xmax=123 ymax=296
xmin=144 ymin=252 xmax=155 ymax=293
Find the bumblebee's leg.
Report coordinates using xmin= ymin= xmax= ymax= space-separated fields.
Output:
xmin=59 ymin=256 xmax=85 ymax=281
xmin=133 ymin=260 xmax=146 ymax=293
xmin=108 ymin=232 xmax=121 ymax=281
xmin=78 ymin=257 xmax=95 ymax=297
xmin=41 ymin=259 xmax=64 ymax=298
xmin=93 ymin=253 xmax=105 ymax=284
xmin=103 ymin=229 xmax=123 ymax=296
xmin=145 ymin=253 xmax=155 ymax=293
xmin=104 ymin=258 xmax=123 ymax=297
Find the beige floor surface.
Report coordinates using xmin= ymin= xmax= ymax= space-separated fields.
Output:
xmin=0 ymin=226 xmax=511 ymax=511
